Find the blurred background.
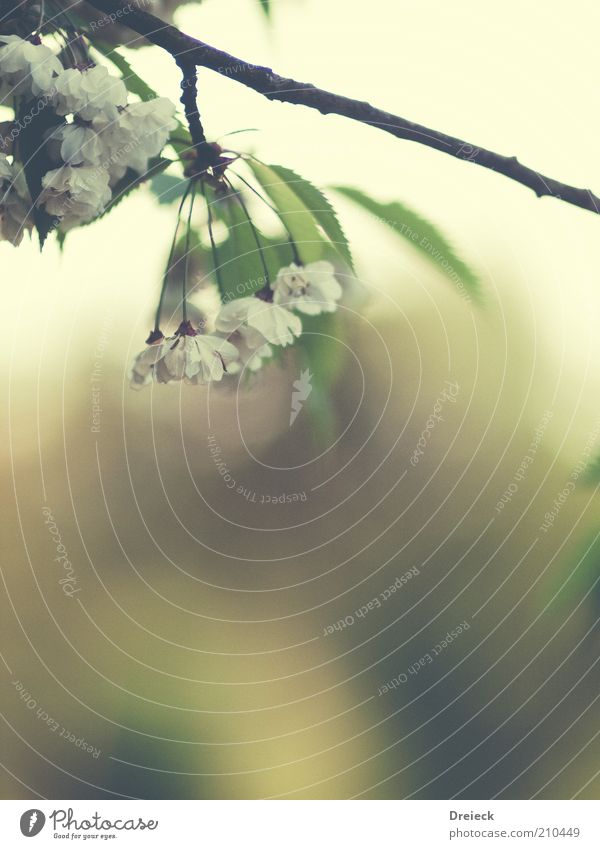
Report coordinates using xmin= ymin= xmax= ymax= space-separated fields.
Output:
xmin=1 ymin=0 xmax=600 ymax=799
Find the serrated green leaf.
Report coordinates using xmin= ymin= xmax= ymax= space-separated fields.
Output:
xmin=247 ymin=159 xmax=353 ymax=270
xmin=246 ymin=159 xmax=326 ymax=265
xmin=265 ymin=163 xmax=353 ymax=270
xmin=333 ymin=186 xmax=480 ymax=300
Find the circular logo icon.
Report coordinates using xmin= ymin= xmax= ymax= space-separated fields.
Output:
xmin=19 ymin=810 xmax=45 ymax=837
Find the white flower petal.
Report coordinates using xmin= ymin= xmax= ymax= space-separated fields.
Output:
xmin=272 ymin=260 xmax=341 ymax=315
xmin=0 ymin=36 xmax=62 ymax=98
xmin=39 ymin=165 xmax=111 ymax=225
xmin=53 ymin=65 xmax=127 ymax=120
xmin=216 ymin=297 xmax=301 ymax=347
xmin=128 ymin=328 xmax=240 ymax=389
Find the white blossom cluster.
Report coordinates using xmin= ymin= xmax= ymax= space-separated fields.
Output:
xmin=0 ymin=34 xmax=177 ymax=241
xmin=130 ymin=260 xmax=343 ymax=389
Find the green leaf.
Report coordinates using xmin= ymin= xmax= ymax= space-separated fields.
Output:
xmin=296 ymin=312 xmax=345 ymax=446
xmin=585 ymin=455 xmax=600 ymax=485
xmin=107 ymin=157 xmax=172 ymax=213
xmin=77 ymin=158 xmax=171 ymax=231
xmin=150 ymin=173 xmax=188 ymax=204
xmin=246 ymin=159 xmax=327 ymax=265
xmin=257 ymin=0 xmax=271 ymax=17
xmin=333 ymin=186 xmax=480 ymax=300
xmin=267 ymin=163 xmax=353 ymax=270
xmin=247 ymin=159 xmax=353 ymax=269
xmin=544 ymin=532 xmax=600 ymax=614
xmin=207 ymin=186 xmax=270 ymax=302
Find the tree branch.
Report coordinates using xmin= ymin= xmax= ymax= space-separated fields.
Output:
xmin=87 ymin=0 xmax=600 ymax=216
xmin=176 ymin=58 xmax=221 ymax=173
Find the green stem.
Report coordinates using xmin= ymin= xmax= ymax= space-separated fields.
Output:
xmin=182 ymin=179 xmax=197 ymax=322
xmin=223 ymin=175 xmax=270 ymax=289
xmin=154 ymin=180 xmax=192 ymax=331
xmin=231 ymin=167 xmax=302 ymax=265
xmin=201 ymin=181 xmax=224 ymax=296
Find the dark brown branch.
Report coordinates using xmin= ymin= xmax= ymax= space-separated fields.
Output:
xmin=176 ymin=59 xmax=221 ymax=173
xmin=88 ymin=0 xmax=600 ymax=216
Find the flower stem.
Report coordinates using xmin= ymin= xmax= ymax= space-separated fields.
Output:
xmin=154 ymin=179 xmax=192 ymax=332
xmin=201 ymin=180 xmax=226 ymax=299
xmin=182 ymin=179 xmax=197 ymax=323
xmin=231 ymin=167 xmax=302 ymax=265
xmin=35 ymin=0 xmax=46 ymax=37
xmin=223 ymin=176 xmax=271 ymax=294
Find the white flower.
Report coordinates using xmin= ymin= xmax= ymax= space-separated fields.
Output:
xmin=38 ymin=165 xmax=111 ymax=228
xmin=0 ymin=35 xmax=62 ymax=99
xmin=0 ymin=152 xmax=11 ymax=184
xmin=0 ymin=157 xmax=33 ymax=245
xmin=272 ymin=260 xmax=342 ymax=315
xmin=215 ymin=296 xmax=301 ymax=347
xmin=225 ymin=326 xmax=273 ymax=375
xmin=94 ymin=97 xmax=177 ymax=181
xmin=45 ymin=123 xmax=106 ymax=166
xmin=53 ymin=66 xmax=127 ymax=120
xmin=129 ymin=323 xmax=239 ymax=389
xmin=123 ymin=98 xmax=177 ymax=155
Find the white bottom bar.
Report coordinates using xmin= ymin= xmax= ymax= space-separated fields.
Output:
xmin=0 ymin=800 xmax=598 ymax=848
